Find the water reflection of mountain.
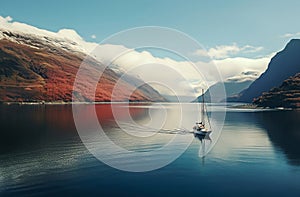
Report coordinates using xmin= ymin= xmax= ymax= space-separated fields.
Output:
xmin=257 ymin=111 xmax=300 ymax=166
xmin=224 ymin=110 xmax=300 ymax=166
xmin=0 ymin=104 xmax=149 ymax=154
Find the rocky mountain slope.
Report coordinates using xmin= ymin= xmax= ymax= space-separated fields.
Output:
xmin=0 ymin=29 xmax=165 ymax=102
xmin=253 ymin=73 xmax=300 ymax=108
xmin=234 ymin=39 xmax=300 ymax=102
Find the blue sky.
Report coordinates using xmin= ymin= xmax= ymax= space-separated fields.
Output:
xmin=1 ymin=0 xmax=300 ymax=56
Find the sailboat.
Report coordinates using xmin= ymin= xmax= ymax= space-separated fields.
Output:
xmin=193 ymin=89 xmax=212 ymax=136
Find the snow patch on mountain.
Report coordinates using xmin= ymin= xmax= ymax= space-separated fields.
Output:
xmin=0 ymin=16 xmax=97 ymax=55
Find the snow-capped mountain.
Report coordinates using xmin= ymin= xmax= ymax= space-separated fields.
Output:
xmin=0 ymin=16 xmax=165 ymax=102
xmin=0 ymin=16 xmax=97 ymax=55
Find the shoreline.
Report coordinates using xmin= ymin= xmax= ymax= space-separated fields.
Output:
xmin=229 ymin=103 xmax=296 ymax=111
xmin=0 ymin=101 xmax=193 ymax=105
xmin=0 ymin=101 xmax=157 ymax=105
xmin=1 ymin=101 xmax=299 ymax=110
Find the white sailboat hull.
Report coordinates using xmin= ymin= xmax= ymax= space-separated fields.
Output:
xmin=193 ymin=129 xmax=212 ymax=135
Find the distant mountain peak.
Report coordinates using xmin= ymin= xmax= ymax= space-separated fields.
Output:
xmin=194 ymin=80 xmax=253 ymax=103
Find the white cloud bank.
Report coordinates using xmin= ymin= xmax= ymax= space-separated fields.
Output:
xmin=212 ymin=55 xmax=273 ymax=82
xmin=91 ymin=44 xmax=271 ymax=98
xmin=281 ymin=32 xmax=300 ymax=38
xmin=193 ymin=43 xmax=264 ymax=59
xmin=0 ymin=15 xmax=272 ymax=99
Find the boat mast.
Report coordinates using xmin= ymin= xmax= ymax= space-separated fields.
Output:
xmin=201 ymin=89 xmax=205 ymax=124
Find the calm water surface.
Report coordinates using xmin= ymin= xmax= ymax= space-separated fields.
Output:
xmin=0 ymin=103 xmax=299 ymax=196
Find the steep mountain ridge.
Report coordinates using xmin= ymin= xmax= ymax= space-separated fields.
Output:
xmin=253 ymin=73 xmax=300 ymax=108
xmin=235 ymin=39 xmax=300 ymax=102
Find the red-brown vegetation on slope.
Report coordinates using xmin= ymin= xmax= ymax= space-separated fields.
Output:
xmin=0 ymin=39 xmax=165 ymax=102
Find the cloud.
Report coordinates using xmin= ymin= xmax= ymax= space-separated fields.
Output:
xmin=242 ymin=71 xmax=259 ymax=76
xmin=281 ymin=32 xmax=300 ymax=38
xmin=3 ymin=16 xmax=13 ymax=22
xmin=226 ymin=71 xmax=259 ymax=82
xmin=92 ymin=44 xmax=208 ymax=98
xmin=91 ymin=34 xmax=96 ymax=39
xmin=91 ymin=44 xmax=272 ymax=98
xmin=212 ymin=54 xmax=273 ymax=82
xmin=57 ymin=29 xmax=83 ymax=41
xmin=193 ymin=43 xmax=263 ymax=59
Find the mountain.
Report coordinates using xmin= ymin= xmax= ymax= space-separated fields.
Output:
xmin=234 ymin=39 xmax=300 ymax=102
xmin=253 ymin=73 xmax=300 ymax=108
xmin=194 ymin=80 xmax=253 ymax=103
xmin=0 ymin=29 xmax=165 ymax=102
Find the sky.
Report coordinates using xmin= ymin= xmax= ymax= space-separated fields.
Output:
xmin=1 ymin=0 xmax=300 ymax=99
xmin=1 ymin=0 xmax=300 ymax=53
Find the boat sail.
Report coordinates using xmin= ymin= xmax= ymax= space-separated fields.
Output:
xmin=193 ymin=89 xmax=212 ymax=136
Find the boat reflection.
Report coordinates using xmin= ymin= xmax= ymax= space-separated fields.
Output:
xmin=194 ymin=132 xmax=212 ymax=158
xmin=194 ymin=133 xmax=211 ymax=142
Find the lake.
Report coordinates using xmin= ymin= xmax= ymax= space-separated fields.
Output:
xmin=0 ymin=103 xmax=300 ymax=196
